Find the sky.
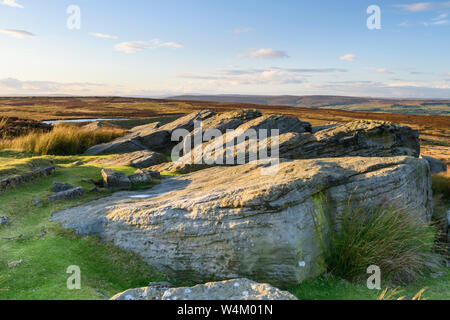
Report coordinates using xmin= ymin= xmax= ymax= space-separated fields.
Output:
xmin=0 ymin=0 xmax=449 ymax=98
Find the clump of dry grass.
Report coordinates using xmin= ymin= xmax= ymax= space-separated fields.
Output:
xmin=323 ymin=204 xmax=439 ymax=284
xmin=377 ymin=287 xmax=428 ymax=300
xmin=432 ymin=173 xmax=450 ymax=202
xmin=0 ymin=123 xmax=127 ymax=155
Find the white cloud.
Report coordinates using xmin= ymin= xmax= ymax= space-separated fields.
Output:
xmin=0 ymin=29 xmax=35 ymax=39
xmin=339 ymin=54 xmax=356 ymax=62
xmin=1 ymin=0 xmax=23 ymax=8
xmin=431 ymin=19 xmax=449 ymax=25
xmin=115 ymin=39 xmax=183 ymax=54
xmin=90 ymin=32 xmax=118 ymax=39
xmin=373 ymin=68 xmax=393 ymax=74
xmin=160 ymin=41 xmax=184 ymax=48
xmin=115 ymin=41 xmax=147 ymax=53
xmin=395 ymin=1 xmax=450 ymax=12
xmin=432 ymin=13 xmax=448 ymax=20
xmin=238 ymin=48 xmax=289 ymax=59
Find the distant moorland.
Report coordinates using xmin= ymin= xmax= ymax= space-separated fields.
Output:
xmin=170 ymin=94 xmax=450 ymax=116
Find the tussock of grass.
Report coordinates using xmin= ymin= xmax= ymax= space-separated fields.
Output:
xmin=432 ymin=173 xmax=450 ymax=202
xmin=0 ymin=124 xmax=126 ymax=155
xmin=322 ymin=204 xmax=439 ymax=284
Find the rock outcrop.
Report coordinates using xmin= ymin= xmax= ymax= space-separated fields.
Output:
xmin=0 ymin=166 xmax=55 ymax=193
xmin=52 ymin=156 xmax=432 ymax=287
xmin=163 ymin=119 xmax=420 ymax=173
xmin=91 ymin=150 xmax=167 ymax=168
xmin=85 ymin=110 xmax=215 ymax=155
xmin=110 ymin=278 xmax=297 ymax=300
xmin=421 ymin=155 xmax=447 ymax=174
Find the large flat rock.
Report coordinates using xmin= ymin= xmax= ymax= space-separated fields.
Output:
xmin=52 ymin=156 xmax=432 ymax=287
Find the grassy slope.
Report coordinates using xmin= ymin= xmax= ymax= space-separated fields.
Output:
xmin=1 ymin=151 xmax=449 ymax=300
xmin=0 ymin=152 xmax=168 ymax=300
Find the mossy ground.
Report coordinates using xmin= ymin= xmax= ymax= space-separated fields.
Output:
xmin=0 ymin=150 xmax=449 ymax=300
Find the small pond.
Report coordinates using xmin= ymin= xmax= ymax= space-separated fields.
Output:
xmin=43 ymin=118 xmax=128 ymax=125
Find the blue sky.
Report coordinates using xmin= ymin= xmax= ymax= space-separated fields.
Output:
xmin=0 ymin=0 xmax=449 ymax=98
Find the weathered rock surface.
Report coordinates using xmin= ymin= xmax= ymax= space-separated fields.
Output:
xmin=110 ymin=278 xmax=297 ymax=300
xmin=85 ymin=110 xmax=215 ymax=155
xmin=135 ymin=169 xmax=161 ymax=179
xmin=181 ymin=109 xmax=263 ymax=150
xmin=311 ymin=123 xmax=340 ymax=134
xmin=168 ymin=120 xmax=420 ymax=173
xmin=130 ymin=122 xmax=161 ymax=133
xmin=52 ymin=181 xmax=74 ymax=193
xmin=48 ymin=187 xmax=84 ymax=202
xmin=101 ymin=169 xmax=131 ymax=190
xmin=91 ymin=150 xmax=167 ymax=168
xmin=421 ymin=155 xmax=447 ymax=174
xmin=52 ymin=156 xmax=432 ymax=287
xmin=128 ymin=172 xmax=152 ymax=185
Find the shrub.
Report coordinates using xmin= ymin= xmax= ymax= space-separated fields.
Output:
xmin=321 ymin=204 xmax=439 ymax=284
xmin=0 ymin=124 xmax=126 ymax=155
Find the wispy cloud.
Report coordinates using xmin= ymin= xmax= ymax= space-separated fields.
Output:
xmin=339 ymin=54 xmax=356 ymax=62
xmin=90 ymin=32 xmax=118 ymax=39
xmin=432 ymin=13 xmax=448 ymax=20
xmin=431 ymin=19 xmax=449 ymax=25
xmin=115 ymin=41 xmax=147 ymax=53
xmin=234 ymin=27 xmax=254 ymax=34
xmin=238 ymin=48 xmax=289 ymax=59
xmin=394 ymin=1 xmax=450 ymax=12
xmin=115 ymin=39 xmax=184 ymax=53
xmin=1 ymin=0 xmax=23 ymax=8
xmin=0 ymin=29 xmax=35 ymax=39
xmin=373 ymin=68 xmax=394 ymax=74
xmin=175 ymin=67 xmax=347 ymax=86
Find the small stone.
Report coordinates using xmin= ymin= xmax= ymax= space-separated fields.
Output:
xmin=8 ymin=259 xmax=23 ymax=268
xmin=89 ymin=187 xmax=100 ymax=193
xmin=0 ymin=216 xmax=10 ymax=226
xmin=48 ymin=187 xmax=84 ymax=202
xmin=52 ymin=181 xmax=74 ymax=193
xmin=128 ymin=172 xmax=152 ymax=185
xmin=136 ymin=169 xmax=161 ymax=179
xmin=101 ymin=169 xmax=131 ymax=190
xmin=72 ymin=161 xmax=84 ymax=167
xmin=31 ymin=198 xmax=43 ymax=207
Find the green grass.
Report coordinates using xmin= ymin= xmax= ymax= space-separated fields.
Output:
xmin=0 ymin=151 xmax=167 ymax=300
xmin=289 ymin=269 xmax=450 ymax=300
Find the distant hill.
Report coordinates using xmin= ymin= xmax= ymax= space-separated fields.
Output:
xmin=169 ymin=95 xmax=450 ymax=116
